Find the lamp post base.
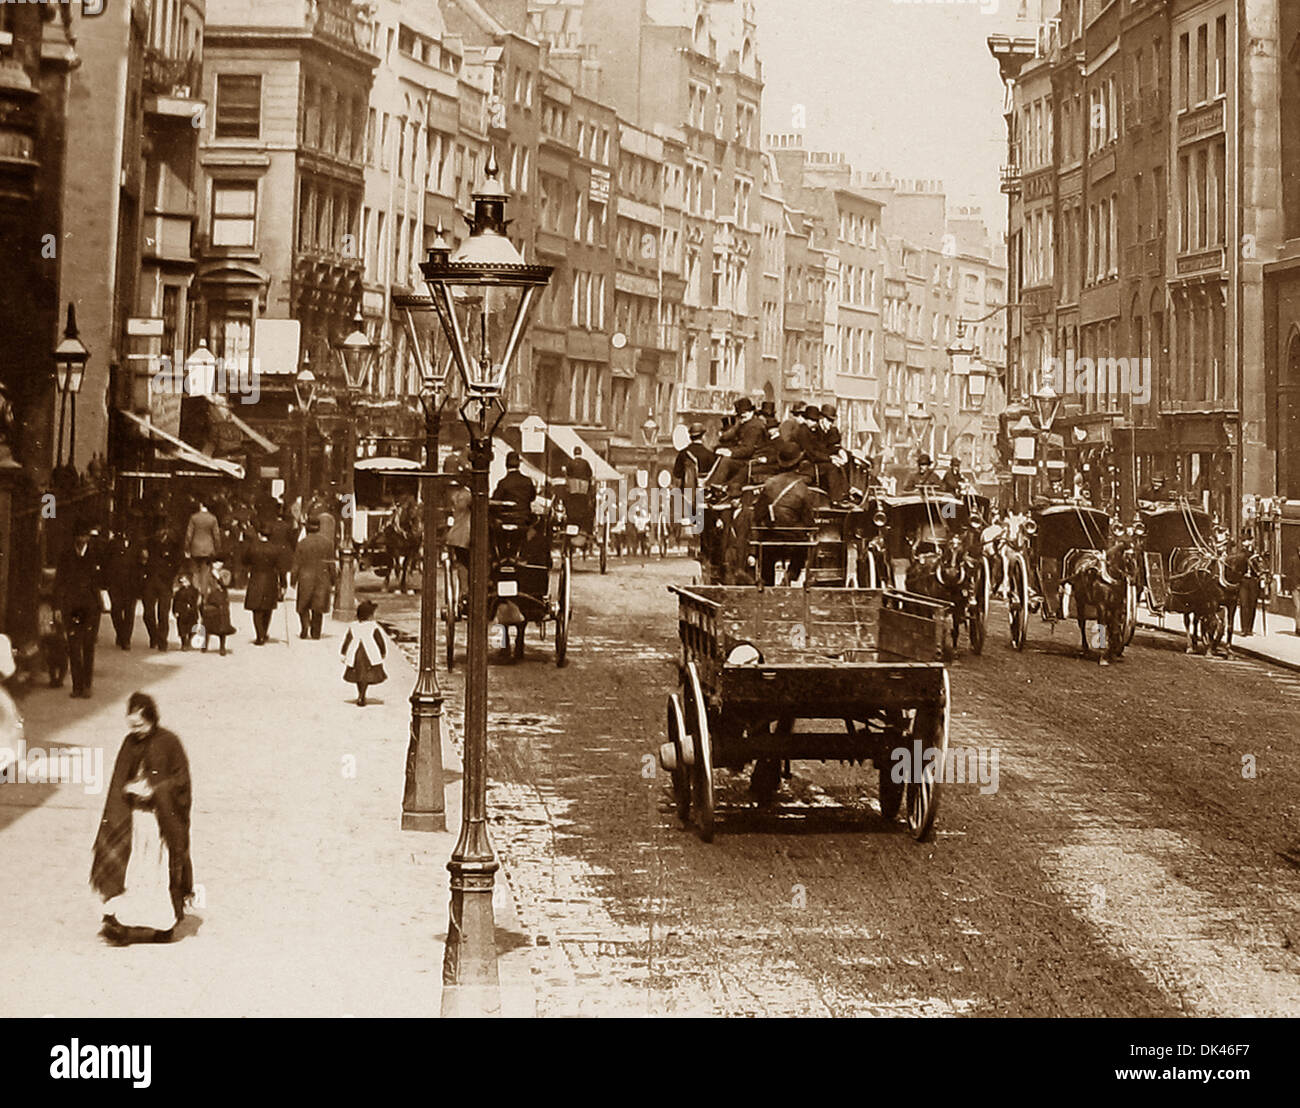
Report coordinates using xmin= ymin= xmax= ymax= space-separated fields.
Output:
xmin=402 ymin=686 xmax=446 ymax=831
xmin=442 ymin=863 xmax=500 ymax=1002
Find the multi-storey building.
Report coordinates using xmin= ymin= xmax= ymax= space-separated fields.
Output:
xmin=992 ymin=0 xmax=1279 ymax=525
xmin=0 ymin=7 xmax=78 ymax=636
xmin=767 ymin=139 xmax=884 ymax=451
xmin=546 ymin=0 xmax=762 ymax=433
xmin=358 ymin=0 xmax=465 ymax=454
xmin=199 ymin=0 xmax=376 ymax=491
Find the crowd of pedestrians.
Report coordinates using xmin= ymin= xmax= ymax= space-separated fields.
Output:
xmin=29 ymin=490 xmax=348 ymax=698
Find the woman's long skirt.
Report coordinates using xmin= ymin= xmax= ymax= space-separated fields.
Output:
xmin=103 ymin=809 xmax=178 ymax=933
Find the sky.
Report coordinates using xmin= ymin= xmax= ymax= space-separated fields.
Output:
xmin=754 ymin=0 xmax=1033 ymax=241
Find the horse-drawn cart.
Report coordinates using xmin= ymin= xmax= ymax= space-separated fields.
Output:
xmin=658 ymin=584 xmax=952 ymax=842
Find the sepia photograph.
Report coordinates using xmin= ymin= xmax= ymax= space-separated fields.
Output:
xmin=0 ymin=0 xmax=1293 ymax=1078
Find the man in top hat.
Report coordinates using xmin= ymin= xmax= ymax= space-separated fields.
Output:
xmin=493 ymin=450 xmax=537 ymax=508
xmin=942 ymin=456 xmax=971 ymax=496
xmin=903 ymin=452 xmax=944 ymax=492
xmin=710 ymin=397 xmax=765 ymax=496
xmin=672 ymin=423 xmax=716 ymax=490
xmin=814 ymin=404 xmax=849 ymax=502
xmin=55 ymin=523 xmax=104 ymax=698
xmin=755 ymin=441 xmax=817 ymax=586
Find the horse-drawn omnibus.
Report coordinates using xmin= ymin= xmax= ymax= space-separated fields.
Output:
xmin=353 ymin=456 xmax=423 ymax=590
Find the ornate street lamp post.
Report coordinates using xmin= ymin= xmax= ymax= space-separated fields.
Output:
xmin=294 ymin=354 xmax=318 ymax=505
xmin=332 ymin=309 xmax=377 ymax=621
xmin=394 ymin=276 xmax=456 ymax=833
xmin=419 ymin=153 xmax=551 ymax=1004
xmin=53 ymin=303 xmax=88 ymax=468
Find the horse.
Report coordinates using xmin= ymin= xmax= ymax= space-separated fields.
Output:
xmin=1166 ymin=548 xmax=1232 ymax=655
xmin=378 ymin=496 xmax=422 ymax=593
xmin=1061 ymin=540 xmax=1139 ymax=666
xmin=905 ymin=525 xmax=985 ymax=657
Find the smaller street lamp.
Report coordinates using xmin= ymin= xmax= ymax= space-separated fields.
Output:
xmin=295 ymin=353 xmax=317 ymax=503
xmin=1032 ymin=380 xmax=1060 ymax=432
xmin=185 ymin=338 xmax=218 ymax=398
xmin=333 ymin=309 xmax=377 ymax=621
xmin=53 ymin=303 xmax=89 ymax=468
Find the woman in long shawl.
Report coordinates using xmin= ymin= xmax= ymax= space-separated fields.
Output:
xmin=341 ymin=600 xmax=387 ymax=706
xmin=91 ymin=692 xmax=193 ymax=944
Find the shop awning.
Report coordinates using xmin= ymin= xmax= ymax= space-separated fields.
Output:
xmin=120 ymin=410 xmax=245 ymax=479
xmin=544 ymin=424 xmax=621 ymax=482
xmin=489 ymin=437 xmax=548 ymax=491
xmin=206 ymin=397 xmax=278 ymax=453
xmin=858 ymin=408 xmax=882 ymax=434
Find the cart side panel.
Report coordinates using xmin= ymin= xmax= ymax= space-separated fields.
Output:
xmin=709 ymin=587 xmax=885 ymax=663
xmin=878 ymin=592 xmax=948 ymax=662
xmin=720 ymin=662 xmax=946 ymax=717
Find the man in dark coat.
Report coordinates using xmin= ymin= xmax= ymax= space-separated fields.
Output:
xmin=141 ymin=524 xmax=179 ymax=650
xmin=492 ymin=451 xmax=536 ymax=508
xmin=673 ymin=423 xmax=716 ymax=489
xmin=242 ymin=528 xmax=288 ymax=645
xmin=55 ymin=524 xmax=103 ymax=699
xmin=942 ymin=457 xmax=971 ymax=496
xmin=562 ymin=448 xmax=595 ymax=534
xmin=903 ymin=453 xmax=944 ymax=492
xmin=103 ymin=530 xmax=146 ymax=650
xmin=755 ymin=441 xmax=817 ymax=586
xmin=1237 ymin=536 xmax=1266 ymax=636
xmin=710 ymin=398 xmax=766 ymax=495
xmin=291 ymin=517 xmax=336 ymax=640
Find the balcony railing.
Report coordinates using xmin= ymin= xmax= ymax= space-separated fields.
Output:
xmin=143 ymin=49 xmax=202 ymax=100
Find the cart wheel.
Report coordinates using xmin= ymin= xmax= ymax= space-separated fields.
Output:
xmin=554 ymin=552 xmax=572 ymax=667
xmin=443 ymin=558 xmax=457 ymax=672
xmin=683 ymin=662 xmax=714 ymax=842
xmin=905 ymin=670 xmax=949 ymax=842
xmin=1007 ymin=552 xmax=1029 ymax=651
xmin=665 ymin=693 xmax=692 ymax=824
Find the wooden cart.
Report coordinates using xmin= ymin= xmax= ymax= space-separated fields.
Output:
xmin=658 ymin=585 xmax=952 ymax=842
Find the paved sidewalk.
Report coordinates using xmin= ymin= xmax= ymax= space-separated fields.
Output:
xmin=0 ymin=601 xmax=534 ymax=1017
xmin=1135 ymin=602 xmax=1300 ymax=673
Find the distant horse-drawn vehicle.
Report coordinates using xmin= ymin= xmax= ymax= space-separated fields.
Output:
xmin=1137 ymin=502 xmax=1245 ymax=656
xmin=1003 ymin=502 xmax=1138 ymax=665
xmin=353 ymin=456 xmax=423 ymax=592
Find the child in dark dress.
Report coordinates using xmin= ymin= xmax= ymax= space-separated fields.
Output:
xmin=36 ymin=568 xmax=68 ymax=688
xmin=200 ymin=563 xmax=236 ymax=655
xmin=341 ymin=600 xmax=387 ymax=706
xmin=173 ymin=574 xmax=200 ymax=650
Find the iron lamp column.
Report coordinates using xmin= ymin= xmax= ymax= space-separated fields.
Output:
xmin=332 ymin=311 xmax=377 ymax=621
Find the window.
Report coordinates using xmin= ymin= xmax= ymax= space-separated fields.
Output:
xmin=1214 ymin=15 xmax=1227 ymax=97
xmin=211 ymin=181 xmax=257 ymax=247
xmin=1178 ymin=33 xmax=1190 ymax=112
xmin=215 ymin=74 xmax=261 ymax=139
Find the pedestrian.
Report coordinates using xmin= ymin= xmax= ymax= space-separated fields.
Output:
xmin=291 ymin=517 xmax=335 ymax=640
xmin=103 ymin=529 xmax=145 ymax=650
xmin=141 ymin=524 xmax=178 ymax=651
xmin=54 ymin=523 xmax=103 ymax=699
xmin=172 ymin=573 xmax=200 ymax=650
xmin=200 ymin=562 xmax=236 ymax=655
xmin=1289 ymin=546 xmax=1300 ymax=636
xmin=0 ymin=634 xmax=23 ymax=776
xmin=91 ymin=692 xmax=193 ymax=945
xmin=36 ymin=568 xmax=68 ymax=688
xmin=242 ymin=526 xmax=287 ymax=645
xmin=341 ymin=600 xmax=387 ymax=707
xmin=1238 ymin=538 xmax=1264 ymax=636
xmin=446 ymin=470 xmax=471 ymax=612
xmin=183 ymin=501 xmax=222 ymax=599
